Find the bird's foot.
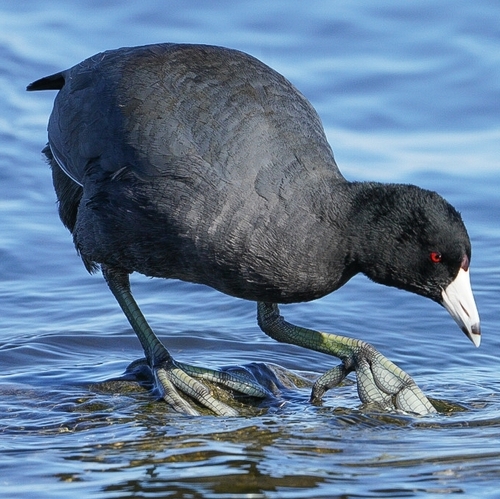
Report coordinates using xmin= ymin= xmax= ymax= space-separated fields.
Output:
xmin=257 ymin=302 xmax=436 ymax=416
xmin=150 ymin=354 xmax=271 ymax=416
xmin=309 ymin=340 xmax=437 ymax=414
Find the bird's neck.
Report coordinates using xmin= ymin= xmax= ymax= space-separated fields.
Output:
xmin=338 ymin=180 xmax=417 ymax=287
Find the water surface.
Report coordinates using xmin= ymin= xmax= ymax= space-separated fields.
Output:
xmin=1 ymin=1 xmax=500 ymax=497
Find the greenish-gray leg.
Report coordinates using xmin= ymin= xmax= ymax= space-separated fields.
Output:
xmin=257 ymin=302 xmax=436 ymax=415
xmin=102 ymin=265 xmax=269 ymax=416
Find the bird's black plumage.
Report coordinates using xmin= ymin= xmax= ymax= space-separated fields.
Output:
xmin=28 ymin=43 xmax=470 ymax=303
xmin=27 ymin=43 xmax=480 ymax=415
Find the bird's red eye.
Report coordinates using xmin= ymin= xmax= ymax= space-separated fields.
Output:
xmin=430 ymin=252 xmax=442 ymax=263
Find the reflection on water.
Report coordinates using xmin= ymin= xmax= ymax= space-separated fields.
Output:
xmin=2 ymin=0 xmax=500 ymax=497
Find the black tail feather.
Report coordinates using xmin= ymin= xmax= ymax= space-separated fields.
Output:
xmin=27 ymin=72 xmax=65 ymax=91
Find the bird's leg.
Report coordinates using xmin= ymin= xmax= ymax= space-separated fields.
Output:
xmin=257 ymin=302 xmax=436 ymax=415
xmin=102 ymin=265 xmax=270 ymax=416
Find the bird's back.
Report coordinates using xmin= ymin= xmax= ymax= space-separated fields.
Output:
xmin=42 ymin=44 xmax=341 ymax=182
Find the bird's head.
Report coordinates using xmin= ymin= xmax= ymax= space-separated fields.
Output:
xmin=352 ymin=182 xmax=481 ymax=346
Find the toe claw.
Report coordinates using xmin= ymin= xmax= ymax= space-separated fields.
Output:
xmin=310 ymin=364 xmax=348 ymax=403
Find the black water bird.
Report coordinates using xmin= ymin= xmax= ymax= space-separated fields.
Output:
xmin=27 ymin=43 xmax=480 ymax=415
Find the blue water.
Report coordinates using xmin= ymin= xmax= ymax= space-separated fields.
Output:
xmin=1 ymin=0 xmax=500 ymax=497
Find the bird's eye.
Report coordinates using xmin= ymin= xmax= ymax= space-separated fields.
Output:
xmin=429 ymin=251 xmax=442 ymax=263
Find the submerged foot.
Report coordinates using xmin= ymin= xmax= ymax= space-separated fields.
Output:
xmin=123 ymin=357 xmax=304 ymax=416
xmin=124 ymin=356 xmax=273 ymax=416
xmin=154 ymin=355 xmax=271 ymax=416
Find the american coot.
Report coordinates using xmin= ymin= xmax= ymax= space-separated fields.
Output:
xmin=27 ymin=43 xmax=480 ymax=416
